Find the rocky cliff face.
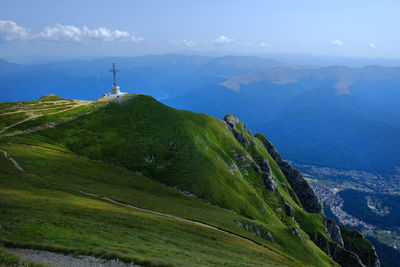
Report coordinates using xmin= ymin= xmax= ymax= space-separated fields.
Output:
xmin=254 ymin=132 xmax=323 ymax=214
xmin=325 ymin=218 xmax=344 ymax=247
xmin=224 ymin=113 xmax=380 ymax=267
xmin=340 ymin=225 xmax=381 ymax=267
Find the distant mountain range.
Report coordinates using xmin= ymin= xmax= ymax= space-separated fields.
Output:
xmin=1 ymin=54 xmax=399 ymax=175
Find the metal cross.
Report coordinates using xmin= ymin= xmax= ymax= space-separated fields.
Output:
xmin=109 ymin=63 xmax=120 ymax=87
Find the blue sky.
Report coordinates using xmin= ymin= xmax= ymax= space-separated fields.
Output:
xmin=1 ymin=0 xmax=399 ymax=60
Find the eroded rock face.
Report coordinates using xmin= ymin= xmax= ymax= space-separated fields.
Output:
xmin=325 ymin=218 xmax=344 ymax=247
xmin=260 ymin=159 xmax=271 ymax=173
xmin=224 ymin=114 xmax=252 ymax=148
xmin=232 ymin=131 xmax=251 ymax=148
xmin=224 ymin=114 xmax=240 ymax=129
xmin=223 ymin=115 xmax=377 ymax=266
xmin=257 ymin=158 xmax=278 ymax=191
xmin=262 ymin=172 xmax=278 ymax=191
xmin=290 ymin=226 xmax=302 ymax=239
xmin=278 ymin=161 xmax=323 ymax=214
xmin=257 ymin=136 xmax=323 ymax=214
xmin=340 ymin=225 xmax=381 ymax=267
xmin=284 ymin=201 xmax=295 ymax=218
xmin=329 ymin=243 xmax=366 ymax=267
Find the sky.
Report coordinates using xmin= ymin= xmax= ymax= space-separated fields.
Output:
xmin=1 ymin=0 xmax=400 ymax=61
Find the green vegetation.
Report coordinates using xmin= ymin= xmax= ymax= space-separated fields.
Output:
xmin=340 ymin=226 xmax=379 ymax=266
xmin=0 ymin=95 xmax=344 ymax=266
xmin=39 ymin=94 xmax=64 ymax=101
xmin=0 ymin=145 xmax=296 ymax=266
xmin=340 ymin=189 xmax=400 ymax=228
xmin=3 ymin=104 xmax=95 ymax=134
xmin=0 ymin=112 xmax=28 ymax=130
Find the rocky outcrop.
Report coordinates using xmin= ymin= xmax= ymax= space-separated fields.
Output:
xmin=224 ymin=114 xmax=252 ymax=148
xmin=311 ymin=231 xmax=365 ymax=267
xmin=262 ymin=172 xmax=278 ymax=191
xmin=284 ymin=201 xmax=295 ymax=218
xmin=329 ymin=243 xmax=366 ymax=267
xmin=255 ymin=133 xmax=323 ymax=214
xmin=340 ymin=225 xmax=380 ymax=267
xmin=224 ymin=113 xmax=241 ymax=129
xmin=224 ymin=116 xmax=378 ymax=266
xmin=258 ymin=158 xmax=278 ymax=191
xmin=290 ymin=226 xmax=302 ymax=238
xmin=325 ymin=218 xmax=344 ymax=247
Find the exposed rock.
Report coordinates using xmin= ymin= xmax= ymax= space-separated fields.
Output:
xmin=340 ymin=225 xmax=380 ymax=267
xmin=291 ymin=226 xmax=301 ymax=238
xmin=325 ymin=218 xmax=344 ymax=247
xmin=262 ymin=172 xmax=278 ymax=191
xmin=224 ymin=114 xmax=240 ymax=129
xmin=309 ymin=227 xmax=366 ymax=267
xmin=256 ymin=134 xmax=323 ymax=214
xmin=235 ymin=221 xmax=274 ymax=241
xmin=277 ymin=161 xmax=322 ymax=214
xmin=259 ymin=159 xmax=271 ymax=173
xmin=232 ymin=131 xmax=251 ymax=148
xmin=250 ymin=162 xmax=260 ymax=173
xmin=224 ymin=114 xmax=252 ymax=148
xmin=284 ymin=201 xmax=295 ymax=218
xmin=329 ymin=243 xmax=366 ymax=267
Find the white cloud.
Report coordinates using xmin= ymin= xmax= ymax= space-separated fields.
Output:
xmin=369 ymin=42 xmax=376 ymax=48
xmin=170 ymin=38 xmax=194 ymax=47
xmin=214 ymin=35 xmax=235 ymax=46
xmin=331 ymin=39 xmax=343 ymax=46
xmin=258 ymin=42 xmax=271 ymax=48
xmin=36 ymin=24 xmax=143 ymax=42
xmin=0 ymin=20 xmax=143 ymax=43
xmin=0 ymin=20 xmax=29 ymax=42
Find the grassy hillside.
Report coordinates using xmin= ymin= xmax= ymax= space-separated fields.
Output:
xmin=0 ymin=94 xmax=342 ymax=266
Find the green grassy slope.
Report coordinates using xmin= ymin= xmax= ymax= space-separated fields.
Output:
xmin=0 ymin=94 xmax=339 ymax=266
xmin=0 ymin=151 xmax=296 ymax=267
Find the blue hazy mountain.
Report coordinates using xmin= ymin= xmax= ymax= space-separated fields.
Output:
xmin=1 ymin=55 xmax=399 ymax=175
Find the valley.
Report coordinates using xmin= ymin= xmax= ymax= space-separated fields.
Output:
xmin=300 ymin=162 xmax=400 ymax=264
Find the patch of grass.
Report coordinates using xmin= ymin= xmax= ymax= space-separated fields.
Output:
xmin=0 ymin=152 xmax=297 ymax=267
xmin=39 ymin=94 xmax=64 ymax=101
xmin=340 ymin=225 xmax=379 ymax=266
xmin=0 ymin=112 xmax=29 ymax=130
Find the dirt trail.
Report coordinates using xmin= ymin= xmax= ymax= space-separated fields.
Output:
xmin=2 ymin=111 xmax=92 ymax=137
xmin=0 ymin=104 xmax=88 ymax=135
xmin=1 ymin=147 xmax=295 ymax=266
xmin=0 ymin=105 xmax=72 ymax=116
xmin=8 ymin=248 xmax=141 ymax=267
xmin=0 ymin=149 xmax=24 ymax=171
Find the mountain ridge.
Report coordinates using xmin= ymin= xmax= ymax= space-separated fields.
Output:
xmin=0 ymin=94 xmax=380 ymax=266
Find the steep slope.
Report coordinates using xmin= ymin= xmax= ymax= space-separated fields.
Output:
xmin=0 ymin=94 xmax=378 ymax=266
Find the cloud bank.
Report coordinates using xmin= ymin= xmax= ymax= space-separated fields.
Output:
xmin=214 ymin=35 xmax=235 ymax=46
xmin=0 ymin=20 xmax=29 ymax=41
xmin=331 ymin=39 xmax=343 ymax=46
xmin=0 ymin=20 xmax=143 ymax=43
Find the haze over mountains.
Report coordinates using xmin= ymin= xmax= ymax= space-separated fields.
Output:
xmin=1 ymin=54 xmax=399 ymax=176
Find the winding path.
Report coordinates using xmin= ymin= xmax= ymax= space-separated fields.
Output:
xmin=0 ymin=104 xmax=89 ymax=135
